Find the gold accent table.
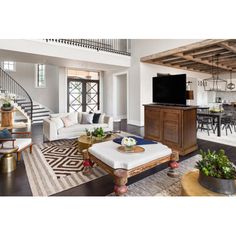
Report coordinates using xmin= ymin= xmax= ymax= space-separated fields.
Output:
xmin=0 ymin=146 xmax=19 ymax=173
xmin=78 ymin=134 xmax=118 ymax=153
xmin=181 ymin=170 xmax=236 ymax=196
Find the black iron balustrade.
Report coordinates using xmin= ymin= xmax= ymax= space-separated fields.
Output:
xmin=44 ymin=39 xmax=131 ymax=56
xmin=0 ymin=67 xmax=33 ymax=122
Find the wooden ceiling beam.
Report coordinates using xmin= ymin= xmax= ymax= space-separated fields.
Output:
xmin=175 ymin=53 xmax=233 ymax=71
xmin=141 ymin=39 xmax=228 ymax=62
xmin=219 ymin=42 xmax=236 ymax=54
xmin=148 ymin=61 xmax=209 ymax=74
xmin=184 ymin=47 xmax=223 ymax=57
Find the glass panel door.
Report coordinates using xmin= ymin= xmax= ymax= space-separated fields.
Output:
xmin=67 ymin=78 xmax=99 ymax=112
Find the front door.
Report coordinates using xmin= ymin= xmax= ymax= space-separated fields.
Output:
xmin=67 ymin=77 xmax=99 ymax=113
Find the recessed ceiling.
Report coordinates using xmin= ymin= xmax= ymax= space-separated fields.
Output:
xmin=141 ymin=39 xmax=236 ymax=74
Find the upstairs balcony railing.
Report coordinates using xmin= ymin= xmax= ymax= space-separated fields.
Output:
xmin=44 ymin=39 xmax=131 ymax=56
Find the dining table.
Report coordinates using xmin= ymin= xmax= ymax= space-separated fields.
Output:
xmin=197 ymin=110 xmax=226 ymax=137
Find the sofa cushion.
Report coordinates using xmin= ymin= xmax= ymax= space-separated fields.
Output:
xmin=50 ymin=113 xmax=68 ymax=119
xmin=61 ymin=115 xmax=77 ymax=127
xmin=51 ymin=117 xmax=64 ymax=129
xmin=57 ymin=123 xmax=109 ymax=135
xmin=50 ymin=112 xmax=78 ymax=123
xmin=81 ymin=113 xmax=93 ymax=124
xmin=99 ymin=113 xmax=105 ymax=123
xmin=78 ymin=112 xmax=83 ymax=123
xmin=93 ymin=113 xmax=101 ymax=123
xmin=2 ymin=138 xmax=32 ymax=151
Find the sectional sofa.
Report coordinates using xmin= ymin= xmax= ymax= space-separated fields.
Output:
xmin=43 ymin=112 xmax=113 ymax=141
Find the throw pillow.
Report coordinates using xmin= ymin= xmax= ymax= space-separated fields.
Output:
xmin=98 ymin=113 xmax=105 ymax=124
xmin=51 ymin=117 xmax=64 ymax=129
xmin=61 ymin=115 xmax=77 ymax=127
xmin=78 ymin=112 xmax=83 ymax=123
xmin=0 ymin=128 xmax=12 ymax=140
xmin=67 ymin=112 xmax=78 ymax=124
xmin=81 ymin=113 xmax=94 ymax=124
xmin=50 ymin=113 xmax=67 ymax=119
xmin=93 ymin=113 xmax=101 ymax=123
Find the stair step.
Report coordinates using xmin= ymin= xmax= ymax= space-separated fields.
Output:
xmin=15 ymin=118 xmax=28 ymax=123
xmin=15 ymin=99 xmax=26 ymax=102
xmin=32 ymin=113 xmax=50 ymax=118
xmin=18 ymin=102 xmax=33 ymax=106
xmin=31 ymin=110 xmax=50 ymax=115
xmin=21 ymin=104 xmax=39 ymax=108
xmin=25 ymin=107 xmax=45 ymax=111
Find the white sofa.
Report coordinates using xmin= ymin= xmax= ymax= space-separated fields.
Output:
xmin=43 ymin=112 xmax=113 ymax=141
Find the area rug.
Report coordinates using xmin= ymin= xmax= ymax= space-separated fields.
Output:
xmin=109 ymin=154 xmax=201 ymax=196
xmin=23 ymin=132 xmax=130 ymax=196
xmin=23 ymin=133 xmax=201 ymax=196
xmin=197 ymin=130 xmax=236 ymax=147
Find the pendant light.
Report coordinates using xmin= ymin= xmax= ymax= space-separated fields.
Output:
xmin=227 ymin=71 xmax=235 ymax=90
xmin=203 ymin=54 xmax=227 ymax=91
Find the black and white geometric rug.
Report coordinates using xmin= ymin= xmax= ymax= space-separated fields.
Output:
xmin=41 ymin=139 xmax=84 ymax=178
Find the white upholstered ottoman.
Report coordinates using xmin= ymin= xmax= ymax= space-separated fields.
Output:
xmin=82 ymin=140 xmax=179 ymax=196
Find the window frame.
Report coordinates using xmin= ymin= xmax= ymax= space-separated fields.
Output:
xmin=35 ymin=64 xmax=46 ymax=88
xmin=2 ymin=61 xmax=16 ymax=72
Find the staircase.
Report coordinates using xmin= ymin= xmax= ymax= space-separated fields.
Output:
xmin=15 ymin=99 xmax=50 ymax=124
xmin=0 ymin=66 xmax=50 ymax=125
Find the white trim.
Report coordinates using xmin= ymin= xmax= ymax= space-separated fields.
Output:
xmin=99 ymin=72 xmax=103 ymax=113
xmin=112 ymin=70 xmax=129 ymax=121
xmin=127 ymin=119 xmax=144 ymax=127
xmin=35 ymin=64 xmax=46 ymax=88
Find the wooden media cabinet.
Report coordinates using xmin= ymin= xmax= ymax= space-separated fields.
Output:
xmin=144 ymin=104 xmax=198 ymax=156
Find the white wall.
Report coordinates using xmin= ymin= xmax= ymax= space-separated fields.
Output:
xmin=58 ymin=67 xmax=68 ymax=113
xmin=115 ymin=74 xmax=127 ymax=119
xmin=5 ymin=62 xmax=59 ymax=112
xmin=129 ymin=39 xmax=211 ymax=126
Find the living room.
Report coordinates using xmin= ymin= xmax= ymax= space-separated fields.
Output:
xmin=1 ymin=1 xmax=235 ymax=235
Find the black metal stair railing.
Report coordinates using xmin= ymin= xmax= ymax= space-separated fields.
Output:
xmin=0 ymin=67 xmax=33 ymax=122
xmin=44 ymin=39 xmax=131 ymax=56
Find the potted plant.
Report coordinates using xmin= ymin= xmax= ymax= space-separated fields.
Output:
xmin=121 ymin=137 xmax=137 ymax=152
xmin=1 ymin=94 xmax=14 ymax=111
xmin=196 ymin=149 xmax=236 ymax=194
xmin=91 ymin=127 xmax=106 ymax=141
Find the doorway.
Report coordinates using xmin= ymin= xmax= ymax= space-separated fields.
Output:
xmin=113 ymin=72 xmax=128 ymax=121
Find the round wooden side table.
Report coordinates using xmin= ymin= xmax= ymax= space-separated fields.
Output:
xmin=181 ymin=170 xmax=236 ymax=196
xmin=78 ymin=134 xmax=118 ymax=153
xmin=0 ymin=147 xmax=19 ymax=173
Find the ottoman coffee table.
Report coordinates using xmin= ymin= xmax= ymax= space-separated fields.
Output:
xmin=82 ymin=140 xmax=179 ymax=196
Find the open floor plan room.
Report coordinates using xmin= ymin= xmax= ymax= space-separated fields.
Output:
xmin=0 ymin=39 xmax=236 ymax=197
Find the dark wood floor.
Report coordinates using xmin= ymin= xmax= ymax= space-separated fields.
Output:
xmin=0 ymin=120 xmax=236 ymax=196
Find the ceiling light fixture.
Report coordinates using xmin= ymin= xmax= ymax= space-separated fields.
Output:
xmin=227 ymin=71 xmax=235 ymax=90
xmin=203 ymin=54 xmax=227 ymax=92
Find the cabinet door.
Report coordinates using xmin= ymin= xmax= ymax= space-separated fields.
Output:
xmin=162 ymin=109 xmax=182 ymax=147
xmin=144 ymin=107 xmax=162 ymax=140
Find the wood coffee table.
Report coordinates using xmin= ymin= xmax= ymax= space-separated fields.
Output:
xmin=78 ymin=134 xmax=119 ymax=153
xmin=82 ymin=140 xmax=179 ymax=196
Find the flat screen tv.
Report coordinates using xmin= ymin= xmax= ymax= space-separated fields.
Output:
xmin=153 ymin=74 xmax=186 ymax=105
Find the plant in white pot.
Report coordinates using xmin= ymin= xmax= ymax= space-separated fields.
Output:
xmin=1 ymin=94 xmax=15 ymax=111
xmin=121 ymin=137 xmax=137 ymax=152
xmin=196 ymin=149 xmax=236 ymax=195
